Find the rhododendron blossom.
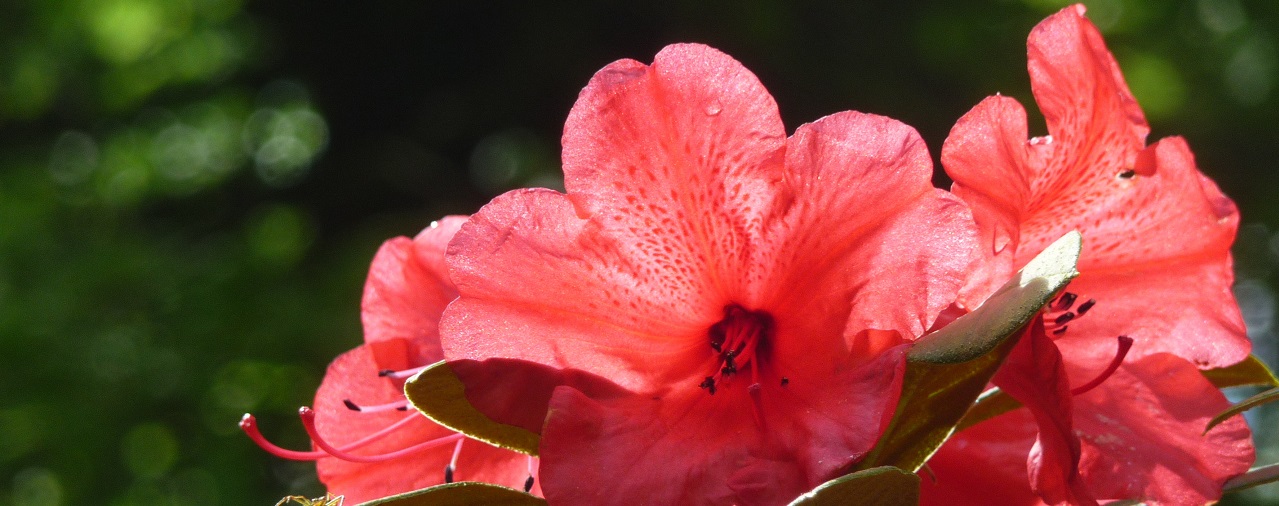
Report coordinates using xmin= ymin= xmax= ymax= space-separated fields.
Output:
xmin=921 ymin=6 xmax=1254 ymax=505
xmin=436 ymin=43 xmax=978 ymax=505
xmin=241 ymin=217 xmax=537 ymax=504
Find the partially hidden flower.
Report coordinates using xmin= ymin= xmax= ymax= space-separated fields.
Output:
xmin=241 ymin=217 xmax=538 ymax=504
xmin=920 ymin=5 xmax=1254 ymax=505
xmin=436 ymin=43 xmax=978 ymax=505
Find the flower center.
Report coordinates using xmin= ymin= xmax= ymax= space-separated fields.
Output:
xmin=698 ymin=304 xmax=774 ymax=395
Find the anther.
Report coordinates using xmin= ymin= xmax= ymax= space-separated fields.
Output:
xmin=1054 ymin=312 xmax=1076 ymax=326
xmin=1118 ymin=169 xmax=1136 ymax=179
xmin=1055 ymin=292 xmax=1077 ymax=310
xmin=376 ymin=365 xmax=429 ymax=380
xmin=524 ymin=475 xmax=535 ymax=493
xmin=444 ymin=465 xmax=454 ymax=484
xmin=377 ymin=369 xmax=395 ymax=377
xmin=343 ymin=399 xmax=361 ymax=411
xmin=447 ymin=437 xmax=464 ymax=483
xmin=1071 ymin=335 xmax=1134 ymax=396
xmin=1076 ymin=299 xmax=1095 ymax=316
xmin=1052 ymin=325 xmax=1068 ymax=335
xmin=780 ymin=377 xmax=789 ymax=387
xmin=698 ymin=376 xmax=717 ymax=395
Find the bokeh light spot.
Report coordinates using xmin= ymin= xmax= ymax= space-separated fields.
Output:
xmin=122 ymin=423 xmax=179 ymax=479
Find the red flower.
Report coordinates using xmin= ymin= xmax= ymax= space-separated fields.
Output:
xmin=241 ymin=217 xmax=537 ymax=504
xmin=922 ymin=5 xmax=1254 ymax=504
xmin=437 ymin=44 xmax=978 ymax=505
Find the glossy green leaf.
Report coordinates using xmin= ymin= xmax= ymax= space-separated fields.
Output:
xmin=1205 ymin=386 xmax=1279 ymax=433
xmin=1224 ymin=462 xmax=1279 ymax=494
xmin=854 ymin=231 xmax=1081 ymax=473
xmin=404 ymin=361 xmax=540 ymax=455
xmin=787 ymin=466 xmax=919 ymax=506
xmin=1202 ymin=354 xmax=1279 ymax=389
xmin=357 ymin=482 xmax=545 ymax=506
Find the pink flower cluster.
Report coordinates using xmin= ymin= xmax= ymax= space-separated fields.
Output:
xmin=245 ymin=5 xmax=1261 ymax=505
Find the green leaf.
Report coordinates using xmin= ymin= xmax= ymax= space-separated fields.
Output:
xmin=787 ymin=466 xmax=919 ymax=506
xmin=357 ymin=482 xmax=546 ymax=506
xmin=403 ymin=361 xmax=540 ymax=455
xmin=954 ymin=387 xmax=1021 ymax=432
xmin=1202 ymin=354 xmax=1279 ymax=389
xmin=1205 ymin=386 xmax=1279 ymax=433
xmin=854 ymin=231 xmax=1081 ymax=473
xmin=1224 ymin=462 xmax=1279 ymax=494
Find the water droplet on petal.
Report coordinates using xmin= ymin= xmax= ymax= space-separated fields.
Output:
xmin=705 ymin=102 xmax=722 ymax=116
xmin=1029 ymin=135 xmax=1053 ymax=146
xmin=993 ymin=229 xmax=1012 ymax=254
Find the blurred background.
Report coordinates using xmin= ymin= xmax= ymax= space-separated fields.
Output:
xmin=1 ymin=0 xmax=1276 ymax=504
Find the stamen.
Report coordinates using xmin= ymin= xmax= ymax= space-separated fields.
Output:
xmin=377 ymin=365 xmax=428 ymax=380
xmin=299 ymin=407 xmax=464 ymax=463
xmin=240 ymin=414 xmax=329 ymax=461
xmin=1118 ymin=169 xmax=1136 ymax=179
xmin=780 ymin=377 xmax=789 ymax=387
xmin=1076 ymin=299 xmax=1095 ymax=316
xmin=698 ymin=376 xmax=717 ymax=395
xmin=1071 ymin=335 xmax=1134 ymax=396
xmin=444 ymin=437 xmax=464 ymax=483
xmin=1052 ymin=325 xmax=1068 ymax=335
xmin=342 ymin=399 xmax=409 ymax=413
xmin=242 ymin=411 xmax=422 ymax=460
xmin=1054 ymin=312 xmax=1076 ymax=326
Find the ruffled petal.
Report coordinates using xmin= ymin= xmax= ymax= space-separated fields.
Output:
xmin=942 ymin=95 xmax=1033 ymax=306
xmin=313 ymin=345 xmax=531 ymax=503
xmin=1022 ymin=4 xmax=1148 ymax=224
xmin=443 ymin=188 xmax=717 ymax=393
xmin=561 ymin=43 xmax=787 ymax=302
xmin=1071 ymin=354 xmax=1254 ymax=504
xmin=361 ymin=216 xmax=466 ymax=365
xmin=761 ymin=111 xmax=977 ymax=355
xmin=538 ymin=345 xmax=908 ymax=506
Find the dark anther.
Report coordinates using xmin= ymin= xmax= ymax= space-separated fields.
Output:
xmin=1054 ymin=312 xmax=1076 ymax=326
xmin=342 ymin=399 xmax=362 ymax=411
xmin=780 ymin=377 xmax=789 ymax=387
xmin=1118 ymin=169 xmax=1136 ymax=179
xmin=1052 ymin=325 xmax=1068 ymax=335
xmin=1055 ymin=292 xmax=1077 ymax=310
xmin=699 ymin=376 xmax=717 ymax=395
xmin=444 ymin=465 xmax=454 ymax=484
xmin=1076 ymin=299 xmax=1096 ymax=316
xmin=396 ymin=406 xmax=408 ymax=411
xmin=524 ymin=475 xmax=535 ymax=493
xmin=377 ymin=369 xmax=395 ymax=377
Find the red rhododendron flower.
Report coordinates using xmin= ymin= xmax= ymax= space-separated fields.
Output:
xmin=241 ymin=217 xmax=538 ymax=504
xmin=921 ymin=5 xmax=1254 ymax=505
xmin=436 ymin=43 xmax=978 ymax=505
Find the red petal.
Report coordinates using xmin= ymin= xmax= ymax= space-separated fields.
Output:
xmin=920 ymin=410 xmax=1042 ymax=506
xmin=992 ymin=319 xmax=1095 ymax=505
xmin=941 ymin=95 xmax=1032 ymax=306
xmin=1071 ymin=354 xmax=1254 ymax=504
xmin=443 ymin=188 xmax=717 ymax=393
xmin=361 ymin=216 xmax=466 ymax=366
xmin=762 ymin=111 xmax=977 ymax=350
xmin=537 ymin=345 xmax=908 ymax=506
xmin=1024 ymin=4 xmax=1148 ymax=214
xmin=313 ymin=345 xmax=531 ymax=503
xmin=561 ymin=43 xmax=787 ymax=302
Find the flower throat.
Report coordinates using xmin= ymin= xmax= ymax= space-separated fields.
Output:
xmin=698 ymin=304 xmax=774 ymax=395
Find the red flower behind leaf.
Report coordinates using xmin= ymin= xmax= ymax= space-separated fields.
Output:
xmin=923 ymin=5 xmax=1254 ymax=505
xmin=242 ymin=217 xmax=538 ymax=504
xmin=438 ymin=44 xmax=978 ymax=505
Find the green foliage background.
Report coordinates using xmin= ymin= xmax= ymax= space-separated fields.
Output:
xmin=0 ymin=0 xmax=1276 ymax=504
